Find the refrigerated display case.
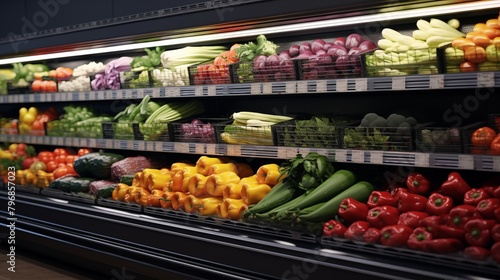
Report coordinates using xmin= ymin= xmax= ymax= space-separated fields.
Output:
xmin=1 ymin=1 xmax=500 ymax=279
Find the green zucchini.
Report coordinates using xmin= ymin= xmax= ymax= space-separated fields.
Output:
xmin=49 ymin=176 xmax=96 ymax=193
xmin=287 ymin=170 xmax=357 ymax=211
xmin=96 ymin=186 xmax=117 ymax=199
xmin=120 ymin=174 xmax=135 ymax=186
xmin=297 ymin=181 xmax=374 ymax=223
xmin=245 ymin=180 xmax=299 ymax=214
xmin=73 ymin=152 xmax=124 ymax=179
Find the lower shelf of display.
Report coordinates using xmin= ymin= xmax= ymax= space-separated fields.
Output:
xmin=1 ymin=134 xmax=499 ymax=171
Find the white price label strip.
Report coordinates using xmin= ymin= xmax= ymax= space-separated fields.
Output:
xmin=414 ymin=153 xmax=430 ymax=167
xmin=152 ymin=88 xmax=160 ymax=98
xmin=316 ymin=80 xmax=327 ymax=93
xmin=315 ymin=149 xmax=329 ymax=157
xmin=195 ymin=144 xmax=205 ymax=154
xmin=285 ymin=81 xmax=296 ymax=93
xmin=206 ymin=144 xmax=216 ymax=155
xmin=297 ymin=81 xmax=308 ymax=93
xmin=146 ymin=141 xmax=155 ymax=151
xmin=336 ymin=79 xmax=348 ymax=92
xmin=194 ymin=86 xmax=203 ymax=96
xmin=392 ymin=76 xmax=406 ymax=90
xmin=278 ymin=147 xmax=297 ymax=159
xmin=355 ymin=78 xmax=368 ymax=91
xmin=227 ymin=145 xmax=241 ymax=156
xmin=335 ymin=150 xmax=347 ymax=162
xmin=137 ymin=141 xmax=145 ymax=151
xmin=207 ymin=85 xmax=216 ymax=96
xmin=458 ymin=154 xmax=474 ymax=169
xmin=429 ymin=75 xmax=444 ymax=89
xmin=370 ymin=151 xmax=384 ymax=164
xmin=351 ymin=150 xmax=365 ymax=163
xmin=477 ymin=72 xmax=495 ymax=88
xmin=166 ymin=87 xmax=181 ymax=97
xmin=493 ymin=156 xmax=500 ymax=171
xmin=175 ymin=143 xmax=190 ymax=153
xmin=298 ymin=148 xmax=311 ymax=156
xmin=262 ymin=83 xmax=272 ymax=94
xmin=251 ymin=83 xmax=261 ymax=94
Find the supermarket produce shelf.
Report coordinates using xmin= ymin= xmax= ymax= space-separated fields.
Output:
xmin=1 ymin=134 xmax=499 ymax=172
xmin=1 ymin=189 xmax=498 ymax=280
xmin=1 ymin=72 xmax=498 ymax=104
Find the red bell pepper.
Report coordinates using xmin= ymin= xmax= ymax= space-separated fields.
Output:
xmin=476 ymin=198 xmax=500 ymax=219
xmin=397 ymin=189 xmax=428 ymax=213
xmin=344 ymin=221 xmax=371 ymax=242
xmin=366 ymin=191 xmax=398 ymax=208
xmin=495 ymin=207 xmax=500 ymax=222
xmin=322 ymin=220 xmax=347 ymax=238
xmin=463 ymin=188 xmax=490 ymax=206
xmin=366 ymin=205 xmax=400 ymax=229
xmin=338 ymin=198 xmax=369 ymax=224
xmin=406 ymin=172 xmax=431 ymax=195
xmin=447 ymin=205 xmax=480 ymax=229
xmin=422 ymin=238 xmax=463 ymax=254
xmin=380 ymin=225 xmax=413 ymax=247
xmin=420 ymin=215 xmax=465 ymax=241
xmin=397 ymin=211 xmax=429 ymax=229
xmin=494 ymin=186 xmax=500 ymax=199
xmin=491 ymin=223 xmax=500 ymax=243
xmin=481 ymin=176 xmax=500 ymax=196
xmin=440 ymin=172 xmax=471 ymax=203
xmin=464 ymin=218 xmax=497 ymax=247
xmin=362 ymin=227 xmax=381 ymax=244
xmin=426 ymin=193 xmax=454 ymax=216
xmin=463 ymin=246 xmax=490 ymax=261
xmin=407 ymin=227 xmax=433 ymax=251
xmin=491 ymin=242 xmax=500 ymax=264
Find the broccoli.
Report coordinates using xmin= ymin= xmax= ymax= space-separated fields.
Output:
xmin=387 ymin=114 xmax=406 ymax=127
xmin=360 ymin=113 xmax=379 ymax=127
xmin=396 ymin=122 xmax=411 ymax=135
xmin=369 ymin=116 xmax=388 ymax=128
xmin=405 ymin=117 xmax=417 ymax=126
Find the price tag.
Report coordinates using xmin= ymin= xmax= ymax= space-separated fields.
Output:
xmin=40 ymin=94 xmax=47 ymax=102
xmin=262 ymin=83 xmax=273 ymax=94
xmin=207 ymin=85 xmax=216 ymax=96
xmin=297 ymin=81 xmax=308 ymax=93
xmin=105 ymin=139 xmax=113 ymax=149
xmin=194 ymin=86 xmax=203 ymax=96
xmin=137 ymin=141 xmax=145 ymax=151
xmin=108 ymin=91 xmax=116 ymax=100
xmin=175 ymin=142 xmax=190 ymax=153
xmin=316 ymin=80 xmax=327 ymax=93
xmin=123 ymin=90 xmax=131 ymax=99
xmin=195 ymin=144 xmax=205 ymax=154
xmin=79 ymin=138 xmax=87 ymax=147
xmin=72 ymin=138 xmax=80 ymax=147
xmin=146 ymin=141 xmax=155 ymax=151
xmin=414 ymin=153 xmax=430 ymax=167
xmin=336 ymin=79 xmax=348 ymax=92
xmin=285 ymin=81 xmax=296 ymax=93
xmin=152 ymin=88 xmax=160 ymax=98
xmin=355 ymin=78 xmax=368 ymax=91
xmin=206 ymin=144 xmax=216 ymax=155
xmin=458 ymin=154 xmax=474 ymax=170
xmin=351 ymin=150 xmax=365 ymax=163
xmin=370 ymin=151 xmax=384 ymax=164
xmin=55 ymin=94 xmax=61 ymax=101
xmin=335 ymin=149 xmax=347 ymax=162
xmin=392 ymin=76 xmax=406 ymax=90
xmin=250 ymin=83 xmax=261 ymax=94
xmin=277 ymin=147 xmax=297 ymax=159
xmin=131 ymin=90 xmax=139 ymax=99
xmin=298 ymin=148 xmax=311 ymax=156
xmin=29 ymin=94 xmax=35 ymax=103
xmin=98 ymin=91 xmax=105 ymax=99
xmin=120 ymin=140 xmax=129 ymax=150
xmin=87 ymin=139 xmax=96 ymax=147
xmin=167 ymin=87 xmax=181 ymax=97
xmin=493 ymin=156 xmax=500 ymax=171
xmin=155 ymin=142 xmax=163 ymax=151
xmin=477 ymin=72 xmax=495 ymax=88
xmin=227 ymin=145 xmax=241 ymax=156
xmin=429 ymin=75 xmax=444 ymax=89
xmin=57 ymin=137 xmax=64 ymax=146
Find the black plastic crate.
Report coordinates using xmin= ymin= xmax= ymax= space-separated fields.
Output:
xmin=102 ymin=122 xmax=140 ymax=140
xmin=415 ymin=122 xmax=485 ymax=154
xmin=362 ymin=48 xmax=440 ymax=77
xmin=119 ymin=70 xmax=153 ymax=89
xmin=171 ymin=118 xmax=225 ymax=143
xmin=439 ymin=43 xmax=500 ymax=74
xmin=7 ymin=81 xmax=30 ymax=94
xmin=274 ymin=117 xmax=355 ymax=148
xmin=229 ymin=59 xmax=298 ymax=84
xmin=340 ymin=122 xmax=430 ymax=151
xmin=138 ymin=122 xmax=173 ymax=141
xmin=188 ymin=63 xmax=231 ymax=85
xmin=214 ymin=119 xmax=277 ymax=146
xmin=489 ymin=114 xmax=500 ymax=133
xmin=296 ymin=55 xmax=363 ymax=80
xmin=151 ymin=67 xmax=190 ymax=87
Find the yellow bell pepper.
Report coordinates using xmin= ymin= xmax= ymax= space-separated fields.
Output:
xmin=205 ymin=171 xmax=241 ymax=197
xmin=196 ymin=156 xmax=230 ymax=175
xmin=146 ymin=172 xmax=172 ymax=192
xmin=218 ymin=198 xmax=248 ymax=220
xmin=171 ymin=192 xmax=190 ymax=211
xmin=112 ymin=183 xmax=131 ymax=201
xmin=139 ymin=169 xmax=160 ymax=188
xmin=160 ymin=191 xmax=175 ymax=209
xmin=195 ymin=197 xmax=223 ymax=216
xmin=207 ymin=163 xmax=238 ymax=175
xmin=184 ymin=195 xmax=204 ymax=214
xmin=170 ymin=162 xmax=195 ymax=177
xmin=124 ymin=186 xmax=142 ymax=203
xmin=135 ymin=188 xmax=151 ymax=206
xmin=222 ymin=183 xmax=243 ymax=199
xmin=235 ymin=163 xmax=254 ymax=177
xmin=36 ymin=170 xmax=53 ymax=188
xmin=170 ymin=166 xmax=198 ymax=192
xmin=0 ymin=149 xmax=14 ymax=160
xmin=256 ymin=164 xmax=282 ymax=187
xmin=240 ymin=175 xmax=258 ymax=185
xmin=187 ymin=174 xmax=208 ymax=196
xmin=24 ymin=170 xmax=37 ymax=186
xmin=146 ymin=189 xmax=164 ymax=208
xmin=241 ymin=183 xmax=272 ymax=205
xmin=15 ymin=170 xmax=26 ymax=185
xmin=132 ymin=172 xmax=142 ymax=187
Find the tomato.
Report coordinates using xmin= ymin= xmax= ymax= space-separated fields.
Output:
xmin=55 ymin=154 xmax=67 ymax=164
xmin=65 ymin=155 xmax=78 ymax=165
xmin=53 ymin=165 xmax=77 ymax=179
xmin=471 ymin=127 xmax=497 ymax=147
xmin=46 ymin=80 xmax=57 ymax=92
xmin=45 ymin=160 xmax=58 ymax=173
xmin=77 ymin=148 xmax=92 ymax=156
xmin=40 ymin=80 xmax=48 ymax=92
xmin=22 ymin=157 xmax=39 ymax=170
xmin=491 ymin=134 xmax=500 ymax=155
xmin=31 ymin=80 xmax=42 ymax=92
xmin=53 ymin=148 xmax=68 ymax=156
xmin=460 ymin=61 xmax=477 ymax=73
xmin=32 ymin=120 xmax=44 ymax=131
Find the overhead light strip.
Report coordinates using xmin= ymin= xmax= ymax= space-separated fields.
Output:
xmin=0 ymin=1 xmax=497 ymax=65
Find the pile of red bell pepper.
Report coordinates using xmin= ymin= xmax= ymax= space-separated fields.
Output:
xmin=323 ymin=171 xmax=500 ymax=264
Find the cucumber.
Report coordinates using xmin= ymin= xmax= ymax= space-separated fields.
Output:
xmin=297 ymin=181 xmax=374 ymax=223
xmin=287 ymin=170 xmax=357 ymax=211
xmin=96 ymin=186 xmax=117 ymax=199
xmin=73 ymin=152 xmax=124 ymax=180
xmin=120 ymin=174 xmax=135 ymax=186
xmin=245 ymin=180 xmax=298 ymax=214
xmin=49 ymin=176 xmax=96 ymax=193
